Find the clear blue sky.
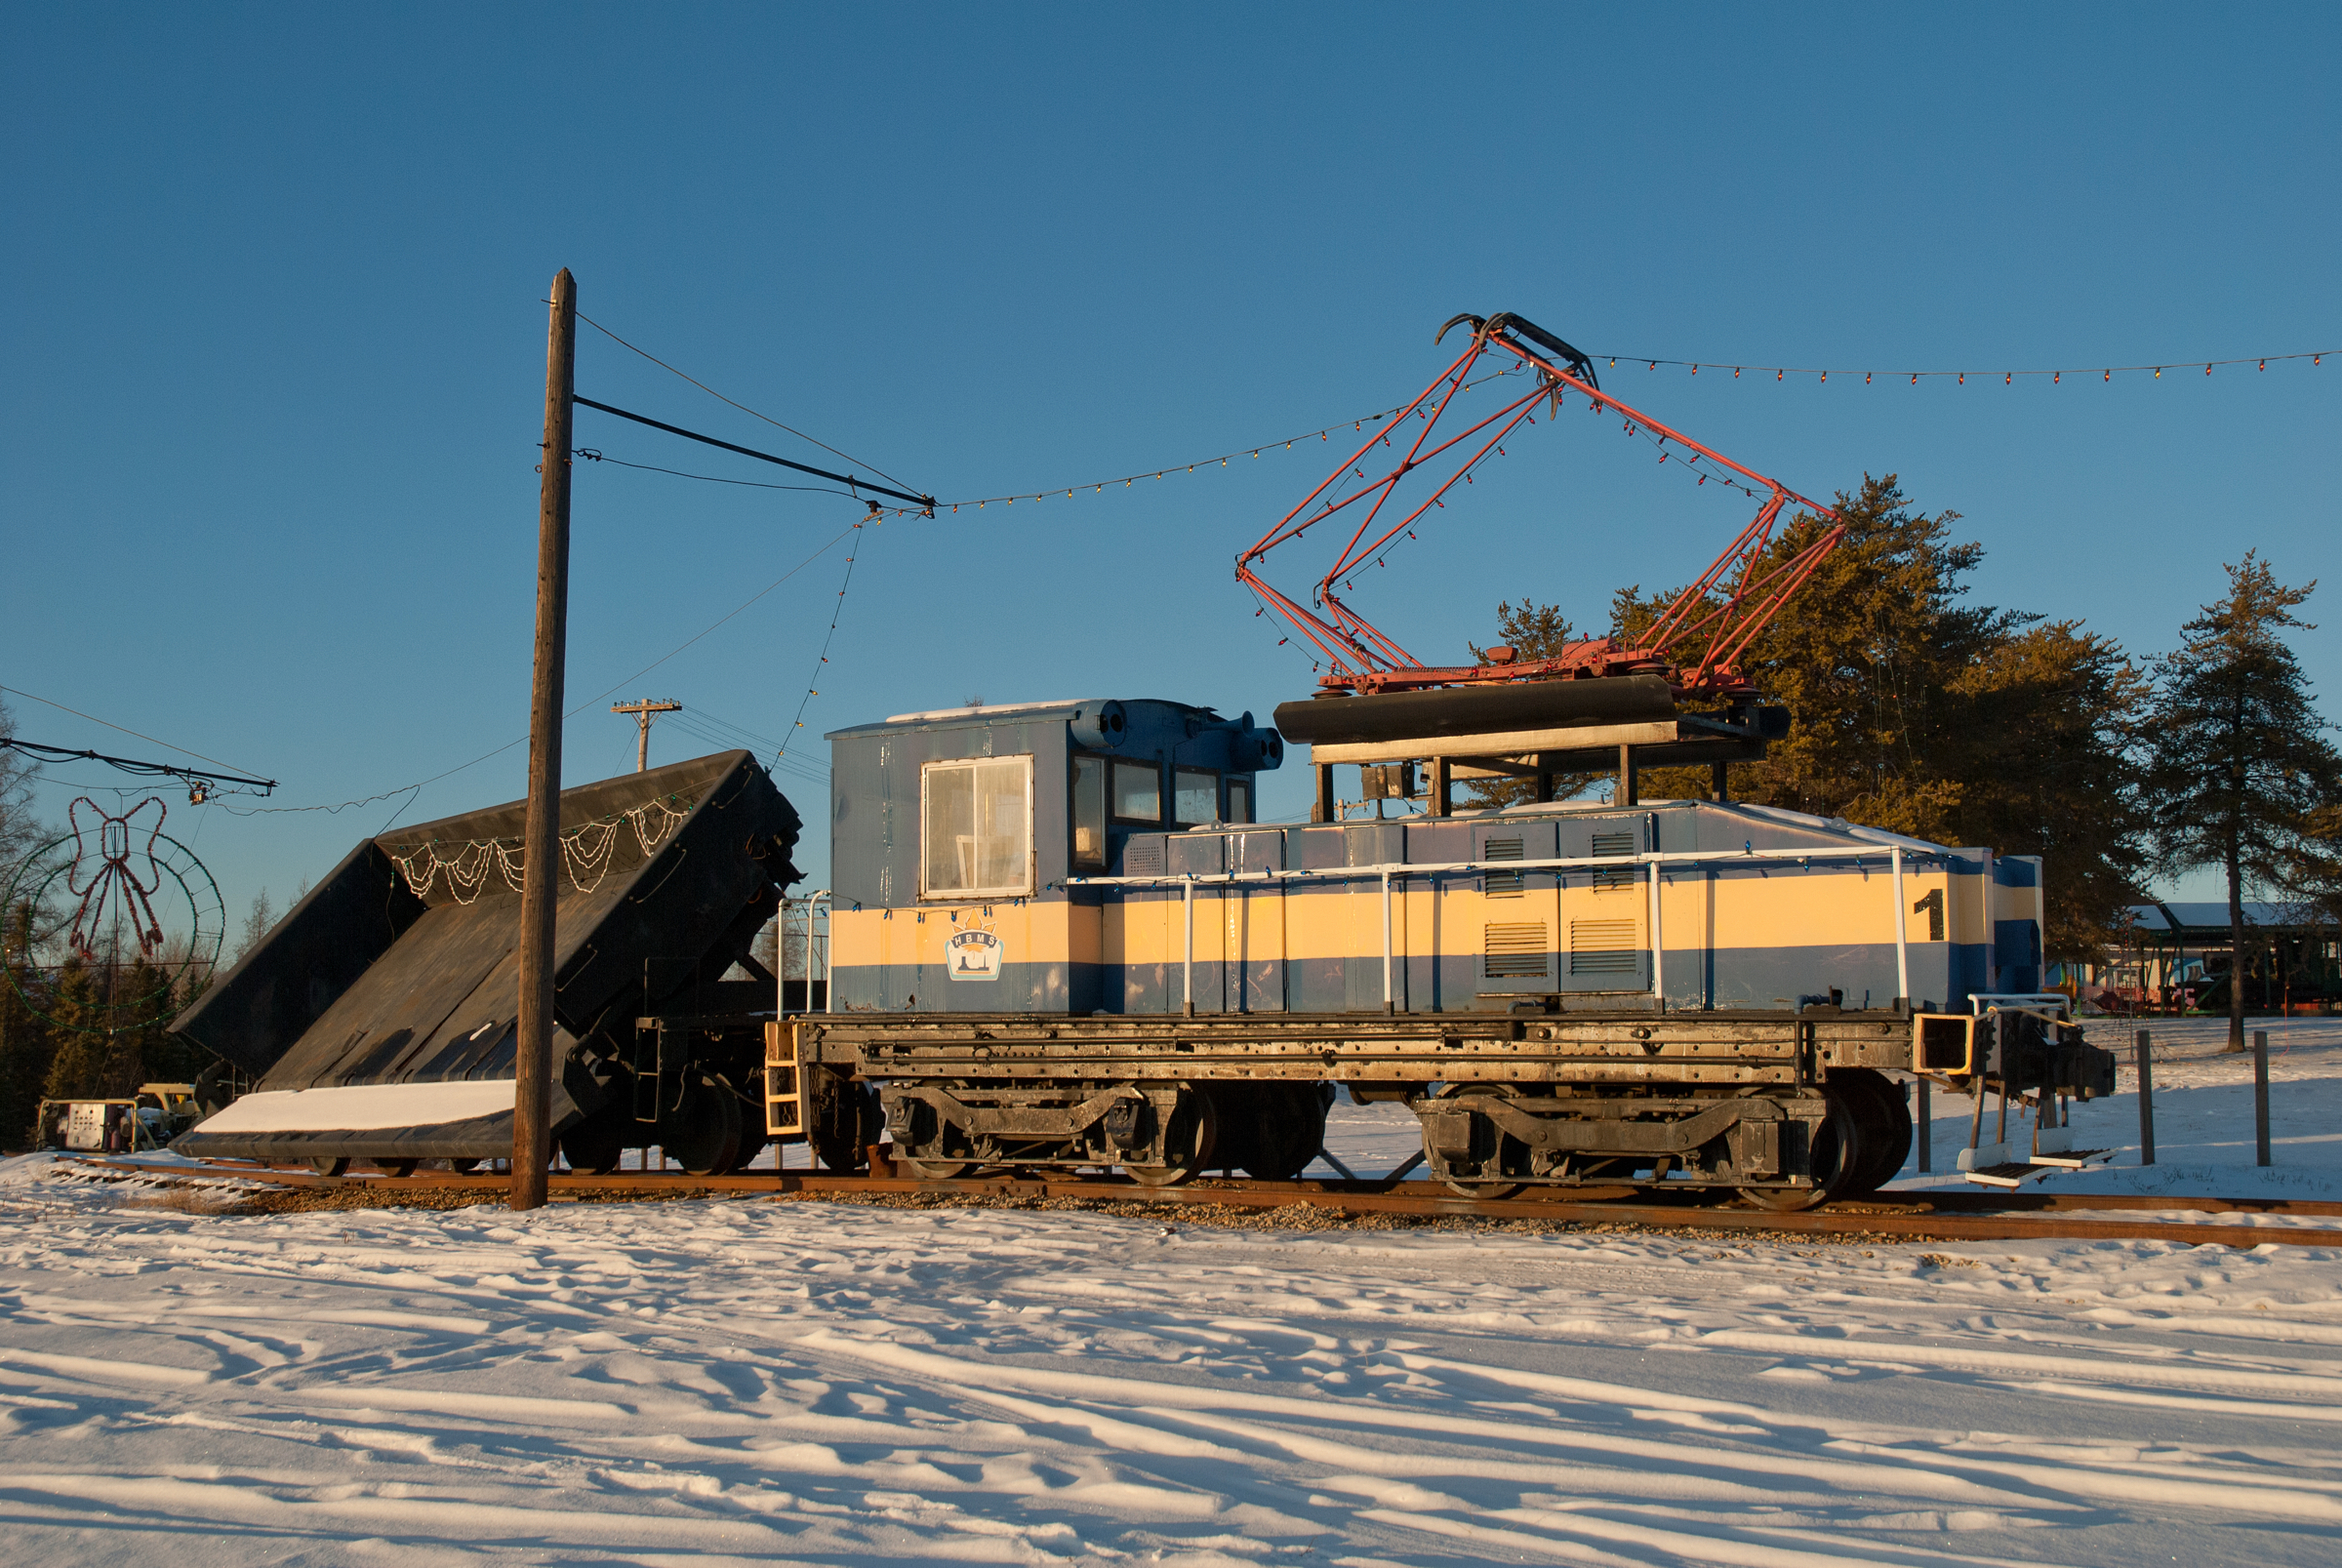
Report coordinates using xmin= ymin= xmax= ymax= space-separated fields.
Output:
xmin=4 ymin=3 xmax=2335 ymax=920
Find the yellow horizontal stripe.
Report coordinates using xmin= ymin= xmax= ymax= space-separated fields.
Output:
xmin=1077 ymin=865 xmax=1992 ymax=965
xmin=832 ymin=905 xmax=1091 ymax=968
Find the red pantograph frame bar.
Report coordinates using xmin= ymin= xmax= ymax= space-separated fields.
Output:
xmin=1233 ymin=316 xmax=1845 ymax=699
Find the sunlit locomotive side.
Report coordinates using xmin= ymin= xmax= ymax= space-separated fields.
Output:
xmin=796 ymin=698 xmax=2111 ymax=1207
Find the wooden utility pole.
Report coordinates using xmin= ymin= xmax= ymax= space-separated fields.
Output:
xmin=514 ymin=267 xmax=576 ymax=1212
xmin=612 ymin=700 xmax=682 ymax=772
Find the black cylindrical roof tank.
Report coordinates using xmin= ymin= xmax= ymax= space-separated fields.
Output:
xmin=1273 ymin=673 xmax=1677 ymax=746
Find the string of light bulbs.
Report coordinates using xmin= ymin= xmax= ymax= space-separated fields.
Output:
xmin=1591 ymin=348 xmax=2330 ymax=386
xmin=776 ymin=519 xmax=868 ymax=767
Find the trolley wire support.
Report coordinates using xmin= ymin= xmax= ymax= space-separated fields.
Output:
xmin=573 ymin=395 xmax=936 ymax=512
xmin=1233 ymin=311 xmax=1847 ymax=701
xmin=1 ymin=738 xmax=277 ymax=803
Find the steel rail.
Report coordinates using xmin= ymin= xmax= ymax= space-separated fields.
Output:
xmin=62 ymin=1157 xmax=2342 ymax=1249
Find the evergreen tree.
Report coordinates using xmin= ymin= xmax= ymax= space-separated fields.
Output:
xmin=1479 ymin=475 xmax=2151 ymax=957
xmin=0 ymin=696 xmax=49 ymax=893
xmin=1460 ymin=602 xmax=1605 ymax=808
xmin=1939 ymin=621 xmax=2151 ymax=959
xmin=2141 ymin=553 xmax=2342 ymax=1051
xmin=0 ymin=902 xmax=53 ymax=1150
xmin=40 ymin=960 xmax=107 ymax=1100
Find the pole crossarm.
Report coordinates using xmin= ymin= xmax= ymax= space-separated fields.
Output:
xmin=574 ymin=395 xmax=936 ymax=510
xmin=1233 ymin=312 xmax=1844 ymax=700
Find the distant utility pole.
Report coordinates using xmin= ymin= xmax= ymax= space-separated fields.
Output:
xmin=514 ymin=267 xmax=576 ymax=1214
xmin=612 ymin=700 xmax=682 ymax=772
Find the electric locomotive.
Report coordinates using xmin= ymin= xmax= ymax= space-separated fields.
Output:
xmin=790 ymin=694 xmax=2113 ymax=1207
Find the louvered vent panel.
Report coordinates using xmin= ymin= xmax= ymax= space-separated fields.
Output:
xmin=1482 ymin=921 xmax=1550 ymax=979
xmin=1569 ymin=918 xmax=1639 ymax=975
xmin=1590 ymin=829 xmax=1636 ymax=892
xmin=1483 ymin=835 xmax=1525 ymax=897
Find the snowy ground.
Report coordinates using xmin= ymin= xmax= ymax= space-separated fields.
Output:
xmin=1886 ymin=1016 xmax=2342 ymax=1203
xmin=3 ymin=1018 xmax=2339 ymax=1567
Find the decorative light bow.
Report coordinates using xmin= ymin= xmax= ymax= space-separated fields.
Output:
xmin=64 ymin=795 xmax=170 ymax=959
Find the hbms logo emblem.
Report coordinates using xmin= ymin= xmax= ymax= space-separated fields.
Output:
xmin=945 ymin=928 xmax=1002 ymax=982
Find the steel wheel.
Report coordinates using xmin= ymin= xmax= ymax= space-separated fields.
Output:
xmin=1125 ymin=1086 xmax=1218 ymax=1187
xmin=307 ymin=1156 xmax=349 ymax=1177
xmin=558 ymin=1107 xmax=628 ymax=1177
xmin=375 ymin=1159 xmax=419 ymax=1178
xmin=1424 ymin=1086 xmax=1527 ymax=1199
xmin=1828 ymin=1071 xmax=1911 ymax=1194
xmin=664 ymin=1078 xmax=744 ymax=1177
xmin=1738 ymin=1090 xmax=1864 ymax=1211
xmin=898 ymin=1158 xmax=974 ymax=1180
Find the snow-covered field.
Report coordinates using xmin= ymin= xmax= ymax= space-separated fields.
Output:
xmin=3 ymin=1016 xmax=2340 ymax=1567
xmin=1888 ymin=1015 xmax=2342 ymax=1202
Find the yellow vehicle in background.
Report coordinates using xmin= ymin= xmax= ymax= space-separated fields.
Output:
xmin=38 ymin=1083 xmax=204 ymax=1154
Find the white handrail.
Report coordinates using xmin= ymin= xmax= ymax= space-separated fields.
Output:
xmin=1381 ymin=869 xmax=1394 ymax=1011
xmin=1065 ymin=842 xmax=1938 ymax=888
xmin=1648 ymin=858 xmax=1664 ymax=1005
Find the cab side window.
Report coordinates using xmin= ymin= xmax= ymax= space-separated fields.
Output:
xmin=921 ymin=755 xmax=1033 ymax=898
xmin=1174 ymin=767 xmax=1220 ymax=825
xmin=1111 ymin=759 xmax=1160 ymax=824
xmin=1071 ymin=754 xmax=1108 ymax=868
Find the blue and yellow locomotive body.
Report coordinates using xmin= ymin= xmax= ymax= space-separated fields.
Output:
xmin=826 ymin=697 xmax=2046 ymax=1020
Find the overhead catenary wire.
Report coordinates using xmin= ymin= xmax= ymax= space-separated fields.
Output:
xmin=222 ymin=523 xmax=861 ymax=819
xmin=595 ymin=338 xmax=2335 ymax=528
xmin=921 ymin=364 xmax=1535 ymax=517
xmin=572 ymin=395 xmax=936 ymax=510
xmin=659 ymin=708 xmax=829 ymax=790
xmin=574 ymin=449 xmax=868 ymax=501
xmin=0 ymin=685 xmax=274 ymax=782
xmin=573 ymin=307 xmax=917 ymax=493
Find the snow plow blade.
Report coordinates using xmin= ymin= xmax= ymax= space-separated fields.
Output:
xmin=169 ymin=750 xmax=799 ymax=1165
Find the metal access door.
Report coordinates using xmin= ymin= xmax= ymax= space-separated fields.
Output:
xmin=1343 ymin=824 xmax=1406 ymax=1011
xmin=1472 ymin=821 xmax=1558 ymax=995
xmin=1233 ymin=830 xmax=1286 ymax=1012
xmin=1556 ymin=816 xmax=1650 ymax=993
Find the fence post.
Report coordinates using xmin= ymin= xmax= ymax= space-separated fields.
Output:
xmin=2254 ymin=1029 xmax=2272 ymax=1167
xmin=2135 ymin=1027 xmax=2155 ymax=1167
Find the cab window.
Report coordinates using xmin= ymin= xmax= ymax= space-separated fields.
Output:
xmin=1111 ymin=759 xmax=1160 ymax=824
xmin=921 ymin=755 xmax=1033 ymax=898
xmin=1226 ymin=778 xmax=1251 ymax=824
xmin=1071 ymin=754 xmax=1108 ymax=869
xmin=1174 ymin=767 xmax=1220 ymax=825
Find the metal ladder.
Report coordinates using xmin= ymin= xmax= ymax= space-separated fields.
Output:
xmin=763 ymin=1022 xmax=805 ymax=1141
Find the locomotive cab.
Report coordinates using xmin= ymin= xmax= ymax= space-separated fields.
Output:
xmin=826 ymin=699 xmax=1282 ymax=1013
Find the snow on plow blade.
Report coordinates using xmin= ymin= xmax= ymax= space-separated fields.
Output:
xmin=170 ymin=750 xmax=800 ymax=1165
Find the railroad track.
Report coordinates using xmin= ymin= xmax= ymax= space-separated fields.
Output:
xmin=61 ymin=1154 xmax=2342 ymax=1250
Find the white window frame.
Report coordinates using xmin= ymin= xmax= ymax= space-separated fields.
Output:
xmin=918 ymin=754 xmax=1035 ymax=902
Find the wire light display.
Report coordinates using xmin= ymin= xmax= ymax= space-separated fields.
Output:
xmin=1 ymin=795 xmax=226 ymax=1034
xmin=388 ymin=795 xmax=696 ymax=905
